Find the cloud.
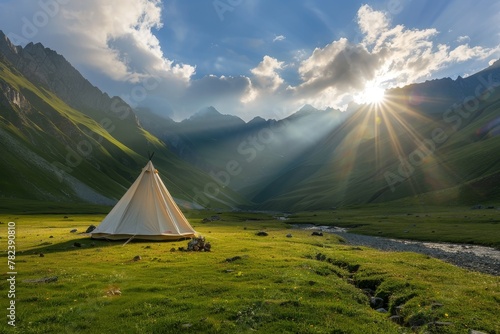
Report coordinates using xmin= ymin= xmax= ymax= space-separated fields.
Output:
xmin=296 ymin=38 xmax=384 ymax=92
xmin=1 ymin=1 xmax=498 ymax=121
xmin=448 ymin=44 xmax=493 ymax=62
xmin=273 ymin=35 xmax=286 ymax=42
xmin=288 ymin=4 xmax=499 ymax=110
xmin=68 ymin=0 xmax=194 ymax=83
xmin=357 ymin=4 xmax=390 ymax=45
xmin=250 ymin=55 xmax=284 ymax=91
xmin=1 ymin=0 xmax=195 ymax=84
xmin=241 ymin=56 xmax=288 ymax=116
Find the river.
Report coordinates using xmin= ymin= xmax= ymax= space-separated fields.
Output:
xmin=293 ymin=225 xmax=500 ymax=276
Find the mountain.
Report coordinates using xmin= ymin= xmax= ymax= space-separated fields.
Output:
xmin=2 ymin=29 xmax=499 ymax=211
xmin=137 ymin=63 xmax=500 ymax=210
xmin=251 ymin=63 xmax=500 ymax=209
xmin=0 ymin=31 xmax=114 ymax=116
xmin=0 ymin=32 xmax=245 ymax=210
xmin=386 ymin=59 xmax=500 ymax=116
xmin=137 ymin=104 xmax=352 ymax=197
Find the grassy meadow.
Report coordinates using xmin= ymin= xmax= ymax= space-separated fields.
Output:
xmin=0 ymin=208 xmax=499 ymax=333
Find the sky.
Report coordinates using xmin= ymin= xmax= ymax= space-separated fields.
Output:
xmin=0 ymin=0 xmax=499 ymax=121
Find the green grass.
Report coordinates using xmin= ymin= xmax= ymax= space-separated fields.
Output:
xmin=288 ymin=204 xmax=500 ymax=249
xmin=0 ymin=210 xmax=498 ymax=333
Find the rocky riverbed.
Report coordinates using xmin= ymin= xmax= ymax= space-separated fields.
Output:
xmin=293 ymin=225 xmax=500 ymax=276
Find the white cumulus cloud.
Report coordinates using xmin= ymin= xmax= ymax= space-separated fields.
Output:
xmin=288 ymin=4 xmax=499 ymax=110
xmin=273 ymin=35 xmax=286 ymax=42
xmin=1 ymin=0 xmax=195 ymax=84
xmin=250 ymin=55 xmax=284 ymax=91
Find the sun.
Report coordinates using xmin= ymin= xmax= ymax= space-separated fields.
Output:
xmin=364 ymin=86 xmax=385 ymax=104
xmin=356 ymin=83 xmax=386 ymax=105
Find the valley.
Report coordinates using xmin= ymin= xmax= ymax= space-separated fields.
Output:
xmin=1 ymin=2 xmax=499 ymax=333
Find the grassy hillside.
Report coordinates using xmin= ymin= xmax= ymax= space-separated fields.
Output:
xmin=0 ymin=58 xmax=245 ymax=209
xmin=0 ymin=211 xmax=498 ymax=333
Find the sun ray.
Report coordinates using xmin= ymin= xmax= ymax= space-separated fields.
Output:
xmin=327 ymin=108 xmax=376 ymax=202
xmin=365 ymin=91 xmax=468 ymax=201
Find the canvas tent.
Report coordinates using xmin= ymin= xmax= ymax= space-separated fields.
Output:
xmin=91 ymin=160 xmax=196 ymax=241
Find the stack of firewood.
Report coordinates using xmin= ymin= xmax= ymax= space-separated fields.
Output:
xmin=187 ymin=236 xmax=211 ymax=252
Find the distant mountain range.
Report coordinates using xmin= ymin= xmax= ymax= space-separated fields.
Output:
xmin=137 ymin=60 xmax=500 ymax=210
xmin=1 ymin=30 xmax=499 ymax=211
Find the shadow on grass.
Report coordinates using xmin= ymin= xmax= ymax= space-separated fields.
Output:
xmin=0 ymin=199 xmax=111 ymax=215
xmin=23 ymin=234 xmax=189 ymax=255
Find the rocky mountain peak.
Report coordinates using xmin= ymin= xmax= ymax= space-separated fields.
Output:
xmin=248 ymin=116 xmax=267 ymax=124
xmin=0 ymin=31 xmax=21 ymax=56
xmin=190 ymin=106 xmax=221 ymax=119
xmin=185 ymin=106 xmax=245 ymax=126
xmin=0 ymin=30 xmax=136 ymax=123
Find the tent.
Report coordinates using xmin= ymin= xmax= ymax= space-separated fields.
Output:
xmin=91 ymin=160 xmax=196 ymax=241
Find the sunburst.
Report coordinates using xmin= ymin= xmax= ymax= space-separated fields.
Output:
xmin=356 ymin=83 xmax=386 ymax=105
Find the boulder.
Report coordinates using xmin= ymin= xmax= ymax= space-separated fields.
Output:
xmin=85 ymin=225 xmax=96 ymax=233
xmin=23 ymin=276 xmax=58 ymax=283
xmin=370 ymin=297 xmax=384 ymax=308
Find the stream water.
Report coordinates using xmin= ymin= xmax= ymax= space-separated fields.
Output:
xmin=292 ymin=224 xmax=500 ymax=276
